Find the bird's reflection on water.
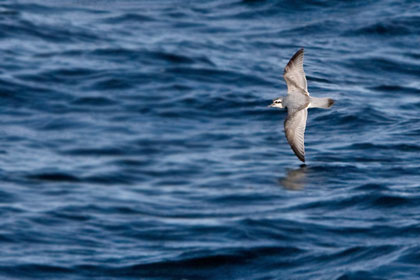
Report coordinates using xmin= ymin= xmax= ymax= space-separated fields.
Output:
xmin=278 ymin=164 xmax=308 ymax=190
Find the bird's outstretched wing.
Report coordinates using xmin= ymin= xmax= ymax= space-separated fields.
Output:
xmin=283 ymin=48 xmax=308 ymax=95
xmin=284 ymin=108 xmax=307 ymax=162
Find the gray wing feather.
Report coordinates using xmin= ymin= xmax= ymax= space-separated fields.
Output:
xmin=283 ymin=48 xmax=308 ymax=96
xmin=284 ymin=108 xmax=307 ymax=162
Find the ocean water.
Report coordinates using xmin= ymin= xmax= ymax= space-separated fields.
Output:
xmin=0 ymin=0 xmax=419 ymax=279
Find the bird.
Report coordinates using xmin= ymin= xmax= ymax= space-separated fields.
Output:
xmin=269 ymin=48 xmax=334 ymax=162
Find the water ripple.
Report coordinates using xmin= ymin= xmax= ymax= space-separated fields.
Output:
xmin=0 ymin=0 xmax=419 ymax=279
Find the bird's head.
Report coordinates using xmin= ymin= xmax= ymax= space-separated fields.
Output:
xmin=269 ymin=97 xmax=284 ymax=108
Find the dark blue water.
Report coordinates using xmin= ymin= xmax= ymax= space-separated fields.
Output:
xmin=1 ymin=0 xmax=420 ymax=279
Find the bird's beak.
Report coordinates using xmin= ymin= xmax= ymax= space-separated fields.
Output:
xmin=268 ymin=103 xmax=274 ymax=107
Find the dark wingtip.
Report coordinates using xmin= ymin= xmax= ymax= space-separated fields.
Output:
xmin=328 ymin=98 xmax=335 ymax=107
xmin=284 ymin=48 xmax=305 ymax=75
xmin=296 ymin=48 xmax=304 ymax=56
xmin=293 ymin=147 xmax=305 ymax=162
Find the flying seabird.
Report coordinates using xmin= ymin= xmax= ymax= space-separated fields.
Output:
xmin=269 ymin=48 xmax=334 ymax=162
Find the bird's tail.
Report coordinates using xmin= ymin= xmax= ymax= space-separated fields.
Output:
xmin=309 ymin=97 xmax=334 ymax=109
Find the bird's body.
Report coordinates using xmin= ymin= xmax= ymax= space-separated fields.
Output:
xmin=269 ymin=48 xmax=334 ymax=162
xmin=283 ymin=92 xmax=309 ymax=111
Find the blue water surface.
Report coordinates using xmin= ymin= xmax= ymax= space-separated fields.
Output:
xmin=0 ymin=0 xmax=420 ymax=279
